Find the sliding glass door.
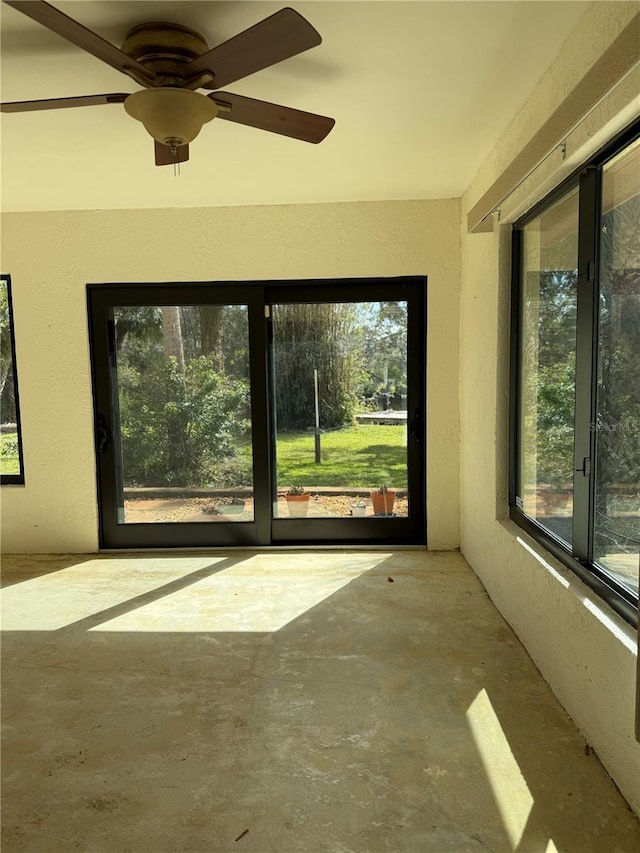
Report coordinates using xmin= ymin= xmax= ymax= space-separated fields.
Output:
xmin=88 ymin=278 xmax=425 ymax=548
xmin=267 ymin=283 xmax=425 ymax=544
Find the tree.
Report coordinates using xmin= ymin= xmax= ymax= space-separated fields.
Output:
xmin=593 ymin=194 xmax=640 ymax=557
xmin=161 ymin=305 xmax=185 ymax=374
xmin=199 ymin=305 xmax=225 ymax=373
xmin=118 ymin=354 xmax=250 ymax=486
xmin=531 ymin=268 xmax=577 ymax=490
xmin=115 ymin=304 xmax=251 ymax=488
xmin=114 ymin=306 xmax=162 ymax=353
xmin=273 ymin=303 xmax=360 ymax=430
xmin=358 ymin=301 xmax=408 ymax=404
xmin=0 ymin=281 xmax=17 ymax=424
xmin=0 ymin=282 xmax=12 ymax=400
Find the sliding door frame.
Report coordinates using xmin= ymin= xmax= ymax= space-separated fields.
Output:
xmin=87 ymin=276 xmax=426 ymax=549
xmin=88 ymin=282 xmax=270 ymax=549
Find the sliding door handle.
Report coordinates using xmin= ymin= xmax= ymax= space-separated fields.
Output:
xmin=409 ymin=407 xmax=423 ymax=447
xmin=96 ymin=414 xmax=111 ymax=454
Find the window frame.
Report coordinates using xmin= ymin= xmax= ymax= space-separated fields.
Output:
xmin=0 ymin=274 xmax=25 ymax=486
xmin=510 ymin=121 xmax=640 ymax=628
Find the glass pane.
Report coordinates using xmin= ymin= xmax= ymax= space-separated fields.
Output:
xmin=272 ymin=301 xmax=409 ymax=519
xmin=594 ymin=139 xmax=640 ymax=596
xmin=518 ymin=190 xmax=578 ymax=545
xmin=114 ymin=304 xmax=253 ymax=523
xmin=0 ymin=277 xmax=24 ymax=483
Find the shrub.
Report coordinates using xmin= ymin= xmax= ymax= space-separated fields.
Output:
xmin=118 ymin=355 xmax=250 ymax=487
xmin=0 ymin=435 xmax=19 ymax=457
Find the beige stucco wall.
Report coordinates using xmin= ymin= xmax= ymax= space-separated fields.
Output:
xmin=460 ymin=1 xmax=640 ymax=816
xmin=0 ymin=198 xmax=461 ymax=553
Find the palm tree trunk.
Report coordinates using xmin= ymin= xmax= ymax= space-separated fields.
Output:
xmin=162 ymin=306 xmax=185 ymax=373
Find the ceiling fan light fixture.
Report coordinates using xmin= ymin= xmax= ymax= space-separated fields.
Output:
xmin=124 ymin=87 xmax=217 ymax=146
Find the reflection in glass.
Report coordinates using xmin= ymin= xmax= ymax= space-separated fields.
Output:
xmin=114 ymin=304 xmax=253 ymax=523
xmin=271 ymin=301 xmax=409 ymax=519
xmin=519 ymin=190 xmax=578 ymax=545
xmin=594 ymin=140 xmax=640 ymax=595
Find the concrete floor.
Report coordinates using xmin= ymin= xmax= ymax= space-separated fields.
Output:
xmin=1 ymin=550 xmax=639 ymax=852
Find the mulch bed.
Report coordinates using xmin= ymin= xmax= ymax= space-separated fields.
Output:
xmin=124 ymin=494 xmax=409 ymax=523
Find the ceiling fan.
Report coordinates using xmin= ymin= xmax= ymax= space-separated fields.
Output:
xmin=0 ymin=1 xmax=335 ymax=166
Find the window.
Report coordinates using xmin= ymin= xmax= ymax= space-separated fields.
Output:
xmin=0 ymin=275 xmax=25 ymax=485
xmin=517 ymin=189 xmax=578 ymax=547
xmin=511 ymin=124 xmax=639 ymax=626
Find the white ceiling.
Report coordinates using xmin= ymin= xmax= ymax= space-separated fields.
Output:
xmin=0 ymin=1 xmax=590 ymax=212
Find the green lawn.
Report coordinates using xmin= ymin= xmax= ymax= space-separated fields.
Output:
xmin=0 ymin=425 xmax=407 ymax=485
xmin=0 ymin=432 xmax=20 ymax=475
xmin=276 ymin=424 xmax=407 ymax=488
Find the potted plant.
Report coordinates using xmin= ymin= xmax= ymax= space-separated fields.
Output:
xmin=370 ymin=484 xmax=396 ymax=516
xmin=285 ymin=484 xmax=310 ymax=517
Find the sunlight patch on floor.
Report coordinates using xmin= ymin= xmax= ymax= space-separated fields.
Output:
xmin=466 ymin=687 xmax=534 ymax=850
xmin=0 ymin=557 xmax=226 ymax=630
xmin=0 ymin=552 xmax=392 ymax=633
xmin=90 ymin=553 xmax=391 ymax=633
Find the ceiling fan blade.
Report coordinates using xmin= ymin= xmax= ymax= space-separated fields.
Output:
xmin=154 ymin=141 xmax=190 ymax=167
xmin=210 ymin=92 xmax=334 ymax=144
xmin=188 ymin=7 xmax=321 ymax=89
xmin=1 ymin=93 xmax=129 ymax=113
xmin=2 ymin=1 xmax=156 ymax=84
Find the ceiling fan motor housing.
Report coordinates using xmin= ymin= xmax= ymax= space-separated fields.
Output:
xmin=121 ymin=22 xmax=213 ymax=89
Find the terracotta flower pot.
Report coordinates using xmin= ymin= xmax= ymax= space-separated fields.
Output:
xmin=370 ymin=490 xmax=396 ymax=516
xmin=285 ymin=494 xmax=310 ymax=517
